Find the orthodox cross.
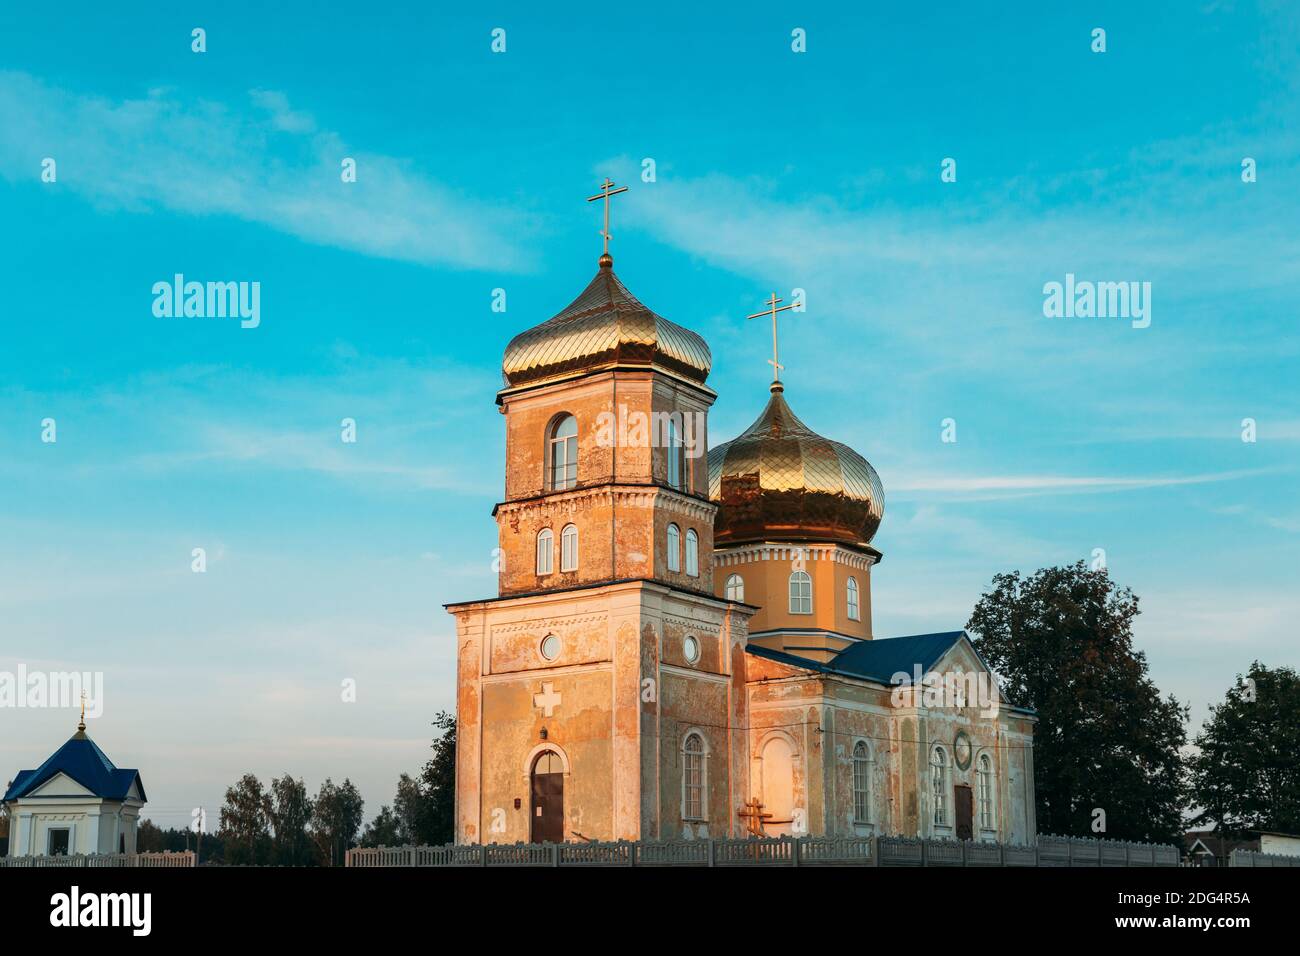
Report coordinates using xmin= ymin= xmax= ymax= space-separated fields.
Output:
xmin=747 ymin=293 xmax=797 ymax=383
xmin=78 ymin=690 xmax=87 ymax=731
xmin=587 ymin=178 xmax=629 ymax=258
xmin=737 ymin=797 xmax=773 ymax=837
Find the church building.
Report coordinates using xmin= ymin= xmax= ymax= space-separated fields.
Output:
xmin=3 ymin=712 xmax=147 ymax=857
xmin=446 ymin=184 xmax=1037 ymax=845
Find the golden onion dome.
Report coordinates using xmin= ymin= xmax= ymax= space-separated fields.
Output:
xmin=502 ymin=258 xmax=712 ymax=389
xmin=708 ymin=383 xmax=885 ymax=550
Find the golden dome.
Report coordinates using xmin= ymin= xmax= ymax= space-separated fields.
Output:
xmin=502 ymin=259 xmax=712 ymax=389
xmin=708 ymin=384 xmax=885 ymax=550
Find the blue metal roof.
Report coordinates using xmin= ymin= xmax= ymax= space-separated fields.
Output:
xmin=745 ymin=631 xmax=1037 ymax=716
xmin=747 ymin=630 xmax=966 ymax=684
xmin=2 ymin=731 xmax=145 ymax=802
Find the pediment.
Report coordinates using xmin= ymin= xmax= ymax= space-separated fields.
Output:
xmin=29 ymin=772 xmax=95 ymax=798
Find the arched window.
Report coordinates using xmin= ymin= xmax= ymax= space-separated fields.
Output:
xmin=789 ymin=570 xmax=812 ymax=614
xmin=682 ymin=732 xmax=707 ymax=821
xmin=724 ymin=573 xmax=744 ymax=602
xmin=931 ymin=746 xmax=950 ymax=828
xmin=536 ymin=528 xmax=553 ymax=575
xmin=666 ymin=523 xmax=681 ymax=572
xmin=846 ymin=576 xmax=860 ymax=621
xmin=852 ymin=741 xmax=873 ymax=824
xmin=548 ymin=414 xmax=578 ymax=491
xmin=977 ymin=753 xmax=994 ymax=831
xmin=560 ymin=524 xmax=578 ymax=572
xmin=684 ymin=529 xmax=699 ymax=577
xmin=666 ymin=417 xmax=682 ymax=489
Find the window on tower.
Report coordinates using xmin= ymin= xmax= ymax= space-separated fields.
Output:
xmin=666 ymin=523 xmax=681 ymax=572
xmin=560 ymin=523 xmax=578 ymax=572
xmin=536 ymin=528 xmax=553 ymax=575
xmin=789 ymin=570 xmax=812 ymax=614
xmin=847 ymin=576 xmax=860 ymax=621
xmin=667 ymin=417 xmax=681 ymax=489
xmin=684 ymin=529 xmax=699 ymax=576
xmin=548 ymin=414 xmax=578 ymax=491
xmin=724 ymin=573 xmax=744 ymax=602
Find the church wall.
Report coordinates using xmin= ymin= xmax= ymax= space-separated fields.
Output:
xmin=479 ymin=669 xmax=616 ymax=842
xmin=821 ymin=684 xmax=896 ymax=836
xmin=449 ymin=581 xmax=753 ymax=845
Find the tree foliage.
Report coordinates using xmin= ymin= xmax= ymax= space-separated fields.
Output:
xmin=1190 ymin=661 xmax=1300 ymax=835
xmin=269 ymin=773 xmax=315 ymax=865
xmin=967 ymin=562 xmax=1188 ymax=843
xmin=217 ymin=773 xmax=273 ymax=864
xmin=310 ymin=777 xmax=364 ymax=866
xmin=360 ymin=710 xmax=457 ymax=847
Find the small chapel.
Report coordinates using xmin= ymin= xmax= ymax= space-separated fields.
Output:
xmin=445 ymin=182 xmax=1037 ymax=845
xmin=3 ymin=709 xmax=147 ymax=857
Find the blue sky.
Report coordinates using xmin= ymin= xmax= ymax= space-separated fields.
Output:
xmin=2 ymin=1 xmax=1298 ymax=831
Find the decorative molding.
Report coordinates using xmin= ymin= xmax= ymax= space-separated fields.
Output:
xmin=715 ymin=542 xmax=876 ymax=570
xmin=490 ymin=613 xmax=609 ymax=635
xmin=496 ymin=484 xmax=718 ymax=523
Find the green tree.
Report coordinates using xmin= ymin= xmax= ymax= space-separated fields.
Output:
xmin=269 ymin=774 xmax=315 ymax=865
xmin=967 ymin=562 xmax=1188 ymax=843
xmin=310 ymin=777 xmax=365 ymax=866
xmin=217 ymin=773 xmax=273 ymax=865
xmin=360 ymin=805 xmax=403 ymax=847
xmin=414 ymin=711 xmax=456 ymax=845
xmin=1190 ymin=661 xmax=1300 ymax=834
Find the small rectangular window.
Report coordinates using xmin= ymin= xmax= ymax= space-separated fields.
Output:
xmin=47 ymin=828 xmax=71 ymax=856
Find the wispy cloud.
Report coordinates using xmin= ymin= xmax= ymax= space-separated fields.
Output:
xmin=891 ymin=468 xmax=1274 ymax=499
xmin=0 ymin=71 xmax=537 ymax=271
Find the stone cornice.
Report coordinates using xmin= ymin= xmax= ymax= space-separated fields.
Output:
xmin=495 ymin=483 xmax=718 ymax=523
xmin=714 ymin=541 xmax=878 ymax=570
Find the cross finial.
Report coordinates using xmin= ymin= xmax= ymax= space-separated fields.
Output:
xmin=747 ymin=292 xmax=798 ymax=389
xmin=78 ymin=690 xmax=87 ymax=732
xmin=587 ymin=178 xmax=629 ymax=266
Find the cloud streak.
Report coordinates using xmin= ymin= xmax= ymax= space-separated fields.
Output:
xmin=0 ymin=71 xmax=536 ymax=271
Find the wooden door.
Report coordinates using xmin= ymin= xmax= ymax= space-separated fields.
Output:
xmin=954 ymin=784 xmax=974 ymax=840
xmin=530 ymin=751 xmax=565 ymax=844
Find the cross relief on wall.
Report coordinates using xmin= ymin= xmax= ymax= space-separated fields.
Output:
xmin=533 ymin=682 xmax=562 ymax=718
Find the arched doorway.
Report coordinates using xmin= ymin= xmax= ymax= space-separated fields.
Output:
xmin=530 ymin=749 xmax=565 ymax=843
xmin=759 ymin=735 xmax=796 ymax=837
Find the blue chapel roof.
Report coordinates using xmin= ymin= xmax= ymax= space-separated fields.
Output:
xmin=3 ymin=731 xmax=145 ymax=802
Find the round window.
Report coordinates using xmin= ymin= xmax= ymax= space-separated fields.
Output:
xmin=540 ymin=634 xmax=561 ymax=661
xmin=683 ymin=635 xmax=700 ymax=664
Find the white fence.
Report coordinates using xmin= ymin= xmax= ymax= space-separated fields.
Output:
xmin=1229 ymin=848 xmax=1300 ymax=867
xmin=0 ymin=851 xmax=195 ymax=868
xmin=346 ymin=834 xmax=1182 ymax=868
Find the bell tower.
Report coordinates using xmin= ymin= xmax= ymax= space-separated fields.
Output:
xmin=446 ymin=184 xmax=755 ymax=845
xmin=494 ymin=252 xmax=717 ymax=597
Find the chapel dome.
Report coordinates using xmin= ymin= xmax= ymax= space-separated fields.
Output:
xmin=502 ymin=258 xmax=712 ymax=389
xmin=708 ymin=383 xmax=885 ymax=549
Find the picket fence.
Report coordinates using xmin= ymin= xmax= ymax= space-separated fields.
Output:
xmin=0 ymin=851 xmax=195 ymax=868
xmin=346 ymin=834 xmax=1183 ymax=868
